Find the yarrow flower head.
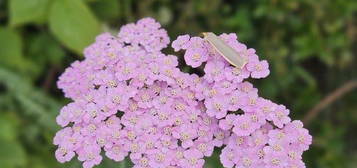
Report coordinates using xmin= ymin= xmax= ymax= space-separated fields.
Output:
xmin=55 ymin=17 xmax=312 ymax=168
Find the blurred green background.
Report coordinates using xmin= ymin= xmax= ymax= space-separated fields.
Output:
xmin=0 ymin=0 xmax=356 ymax=167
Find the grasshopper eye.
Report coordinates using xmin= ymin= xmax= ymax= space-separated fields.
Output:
xmin=203 ymin=32 xmax=247 ymax=68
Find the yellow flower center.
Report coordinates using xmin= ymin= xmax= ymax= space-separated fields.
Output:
xmin=198 ymin=143 xmax=207 ymax=152
xmin=155 ymin=153 xmax=165 ymax=162
xmin=112 ymin=96 xmax=121 ymax=104
xmin=271 ymin=158 xmax=280 ymax=165
xmin=180 ymin=133 xmax=190 ymax=140
xmin=213 ymin=103 xmax=222 ymax=111
xmin=243 ymin=157 xmax=252 ymax=167
xmin=192 ymin=54 xmax=201 ymax=61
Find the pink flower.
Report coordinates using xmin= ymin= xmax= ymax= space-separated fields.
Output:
xmin=55 ymin=146 xmax=75 ymax=163
xmin=238 ymin=91 xmax=259 ymax=112
xmin=247 ymin=60 xmax=270 ymax=79
xmin=115 ymin=62 xmax=137 ymax=81
xmin=77 ymin=144 xmax=103 ymax=168
xmin=93 ymin=69 xmax=117 ymax=87
xmin=83 ymin=103 xmax=105 ymax=124
xmin=204 ymin=60 xmax=226 ymax=82
xmin=238 ymin=81 xmax=258 ymax=94
xmin=205 ymin=96 xmax=229 ymax=119
xmin=53 ymin=127 xmax=73 ymax=146
xmin=287 ymin=159 xmax=306 ymax=168
xmin=263 ymin=151 xmax=288 ymax=168
xmin=132 ymin=156 xmax=150 ymax=168
xmin=293 ymin=128 xmax=312 ymax=151
xmin=232 ymin=114 xmax=256 ymax=136
xmin=257 ymin=98 xmax=276 ymax=117
xmin=220 ymin=147 xmax=238 ymax=168
xmin=286 ymin=144 xmax=303 ymax=162
xmin=55 ymin=17 xmax=312 ymax=168
xmin=56 ymin=105 xmax=75 ymax=127
xmin=269 ymin=105 xmax=291 ymax=128
xmin=248 ymin=130 xmax=268 ymax=148
xmin=224 ymin=66 xmax=250 ymax=83
xmin=182 ymin=149 xmax=205 ymax=168
xmin=172 ymin=124 xmax=197 ymax=148
xmin=226 ymin=91 xmax=240 ymax=111
xmin=148 ymin=150 xmax=172 ymax=168
xmin=235 ymin=148 xmax=261 ymax=168
xmin=194 ymin=141 xmax=215 ymax=156
xmin=219 ymin=114 xmax=236 ymax=130
xmin=184 ymin=47 xmax=208 ymax=68
xmin=247 ymin=113 xmax=267 ymax=129
xmin=268 ymin=129 xmax=290 ymax=146
xmin=172 ymin=34 xmax=190 ymax=51
xmin=157 ymin=135 xmax=178 ymax=151
xmin=213 ymin=80 xmax=236 ymax=94
xmin=105 ymin=143 xmax=128 ymax=162
xmin=226 ymin=134 xmax=250 ymax=149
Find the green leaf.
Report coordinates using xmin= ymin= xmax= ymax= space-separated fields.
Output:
xmin=49 ymin=0 xmax=101 ymax=54
xmin=204 ymin=150 xmax=221 ymax=168
xmin=9 ymin=0 xmax=51 ymax=26
xmin=27 ymin=157 xmax=48 ymax=168
xmin=0 ymin=27 xmax=22 ymax=65
xmin=293 ymin=66 xmax=316 ymax=88
xmin=85 ymin=0 xmax=100 ymax=2
xmin=0 ymin=27 xmax=32 ymax=72
xmin=157 ymin=6 xmax=172 ymax=25
xmin=0 ymin=139 xmax=26 ymax=168
xmin=0 ymin=114 xmax=18 ymax=141
xmin=0 ymin=68 xmax=61 ymax=132
xmin=28 ymin=33 xmax=65 ymax=65
xmin=90 ymin=0 xmax=120 ymax=21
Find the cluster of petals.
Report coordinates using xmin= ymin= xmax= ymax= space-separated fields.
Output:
xmin=55 ymin=17 xmax=312 ymax=168
xmin=175 ymin=32 xmax=312 ymax=168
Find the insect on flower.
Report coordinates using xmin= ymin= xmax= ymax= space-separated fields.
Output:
xmin=55 ymin=18 xmax=312 ymax=168
xmin=202 ymin=32 xmax=247 ymax=68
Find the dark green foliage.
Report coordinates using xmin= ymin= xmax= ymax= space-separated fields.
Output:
xmin=0 ymin=0 xmax=356 ymax=167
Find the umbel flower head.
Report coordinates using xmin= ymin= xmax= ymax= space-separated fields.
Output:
xmin=55 ymin=18 xmax=312 ymax=168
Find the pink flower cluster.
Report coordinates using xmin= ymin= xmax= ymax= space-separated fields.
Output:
xmin=55 ymin=18 xmax=312 ymax=168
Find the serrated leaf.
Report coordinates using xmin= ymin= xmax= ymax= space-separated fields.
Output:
xmin=49 ymin=0 xmax=101 ymax=54
xmin=9 ymin=0 xmax=51 ymax=26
